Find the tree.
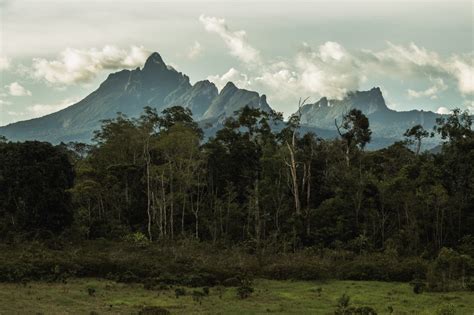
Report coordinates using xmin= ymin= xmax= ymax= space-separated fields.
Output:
xmin=335 ymin=109 xmax=372 ymax=166
xmin=0 ymin=142 xmax=74 ymax=237
xmin=404 ymin=124 xmax=430 ymax=155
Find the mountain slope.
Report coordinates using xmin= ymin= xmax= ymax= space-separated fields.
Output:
xmin=298 ymin=87 xmax=442 ymax=141
xmin=0 ymin=52 xmax=270 ymax=143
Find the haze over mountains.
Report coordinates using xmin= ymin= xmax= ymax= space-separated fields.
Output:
xmin=0 ymin=52 xmax=444 ymax=148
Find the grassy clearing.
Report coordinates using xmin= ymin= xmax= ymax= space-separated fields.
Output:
xmin=0 ymin=279 xmax=472 ymax=314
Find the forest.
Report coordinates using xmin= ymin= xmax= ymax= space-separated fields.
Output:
xmin=0 ymin=106 xmax=473 ymax=313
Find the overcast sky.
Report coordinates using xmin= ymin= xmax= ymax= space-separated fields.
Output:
xmin=0 ymin=0 xmax=472 ymax=125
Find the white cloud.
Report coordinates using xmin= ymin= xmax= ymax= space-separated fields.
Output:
xmin=187 ymin=41 xmax=203 ymax=60
xmin=436 ymin=106 xmax=451 ymax=115
xmin=32 ymin=45 xmax=150 ymax=85
xmin=199 ymin=15 xmax=260 ymax=64
xmin=294 ymin=42 xmax=360 ymax=99
xmin=0 ymin=56 xmax=10 ymax=71
xmin=448 ymin=57 xmax=474 ymax=95
xmin=407 ymin=77 xmax=447 ymax=99
xmin=207 ymin=67 xmax=251 ymax=90
xmin=4 ymin=82 xmax=32 ymax=96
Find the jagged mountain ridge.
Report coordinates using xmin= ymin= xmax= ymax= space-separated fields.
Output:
xmin=0 ymin=52 xmax=271 ymax=143
xmin=298 ymin=87 xmax=442 ymax=140
xmin=0 ymin=52 xmax=445 ymax=148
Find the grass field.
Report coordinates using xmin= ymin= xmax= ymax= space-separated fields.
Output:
xmin=0 ymin=279 xmax=472 ymax=314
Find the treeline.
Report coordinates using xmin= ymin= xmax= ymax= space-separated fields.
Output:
xmin=1 ymin=106 xmax=472 ymax=258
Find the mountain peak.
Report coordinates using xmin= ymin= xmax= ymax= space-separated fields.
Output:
xmin=221 ymin=81 xmax=238 ymax=93
xmin=143 ymin=52 xmax=166 ymax=71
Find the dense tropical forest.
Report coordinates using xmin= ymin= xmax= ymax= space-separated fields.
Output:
xmin=0 ymin=106 xmax=473 ymax=313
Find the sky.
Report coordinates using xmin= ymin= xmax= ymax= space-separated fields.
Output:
xmin=0 ymin=0 xmax=473 ymax=126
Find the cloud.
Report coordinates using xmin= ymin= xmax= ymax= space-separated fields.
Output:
xmin=199 ymin=15 xmax=260 ymax=64
xmin=187 ymin=41 xmax=203 ymax=60
xmin=448 ymin=57 xmax=474 ymax=95
xmin=31 ymin=45 xmax=150 ymax=85
xmin=362 ymin=42 xmax=473 ymax=95
xmin=4 ymin=82 xmax=32 ymax=96
xmin=407 ymin=77 xmax=447 ymax=99
xmin=207 ymin=67 xmax=251 ymax=90
xmin=436 ymin=107 xmax=451 ymax=115
xmin=294 ymin=42 xmax=361 ymax=99
xmin=0 ymin=56 xmax=10 ymax=71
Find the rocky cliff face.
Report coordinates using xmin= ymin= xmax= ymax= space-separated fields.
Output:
xmin=298 ymin=87 xmax=441 ymax=139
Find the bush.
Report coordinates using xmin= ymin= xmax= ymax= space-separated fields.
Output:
xmin=410 ymin=279 xmax=425 ymax=294
xmin=192 ymin=290 xmax=206 ymax=304
xmin=337 ymin=293 xmax=350 ymax=308
xmin=427 ymin=248 xmax=473 ymax=292
xmin=222 ymin=277 xmax=241 ymax=287
xmin=123 ymin=232 xmax=150 ymax=247
xmin=138 ymin=306 xmax=170 ymax=315
xmin=335 ymin=306 xmax=378 ymax=315
xmin=435 ymin=304 xmax=456 ymax=315
xmin=175 ymin=287 xmax=186 ymax=298
xmin=236 ymin=279 xmax=254 ymax=299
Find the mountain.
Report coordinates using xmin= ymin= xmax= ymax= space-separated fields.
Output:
xmin=0 ymin=52 xmax=270 ymax=143
xmin=298 ymin=87 xmax=442 ymax=143
xmin=0 ymin=53 xmax=446 ymax=149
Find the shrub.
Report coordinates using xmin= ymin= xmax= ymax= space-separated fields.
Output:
xmin=236 ymin=284 xmax=254 ymax=299
xmin=138 ymin=306 xmax=170 ymax=315
xmin=123 ymin=232 xmax=150 ymax=248
xmin=222 ymin=277 xmax=241 ymax=287
xmin=337 ymin=293 xmax=350 ymax=308
xmin=410 ymin=279 xmax=425 ymax=294
xmin=236 ymin=279 xmax=254 ymax=299
xmin=192 ymin=290 xmax=206 ymax=304
xmin=175 ymin=287 xmax=186 ymax=298
xmin=87 ymin=287 xmax=96 ymax=296
xmin=435 ymin=304 xmax=456 ymax=315
xmin=427 ymin=248 xmax=473 ymax=292
xmin=335 ymin=306 xmax=378 ymax=315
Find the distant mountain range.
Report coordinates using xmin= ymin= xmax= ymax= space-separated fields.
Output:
xmin=299 ymin=87 xmax=441 ymax=140
xmin=0 ymin=52 xmax=444 ymax=148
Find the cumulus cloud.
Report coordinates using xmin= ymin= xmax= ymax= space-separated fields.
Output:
xmin=199 ymin=15 xmax=260 ymax=64
xmin=187 ymin=41 xmax=203 ymax=60
xmin=448 ymin=57 xmax=474 ymax=95
xmin=32 ymin=45 xmax=150 ymax=85
xmin=201 ymin=21 xmax=473 ymax=106
xmin=295 ymin=42 xmax=360 ymax=99
xmin=362 ymin=43 xmax=473 ymax=96
xmin=0 ymin=56 xmax=10 ymax=71
xmin=207 ymin=67 xmax=251 ymax=90
xmin=436 ymin=107 xmax=451 ymax=115
xmin=407 ymin=77 xmax=447 ymax=99
xmin=4 ymin=82 xmax=32 ymax=96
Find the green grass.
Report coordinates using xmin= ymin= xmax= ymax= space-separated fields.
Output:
xmin=0 ymin=279 xmax=473 ymax=314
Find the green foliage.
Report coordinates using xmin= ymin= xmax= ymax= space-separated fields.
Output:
xmin=138 ymin=306 xmax=171 ymax=315
xmin=175 ymin=287 xmax=186 ymax=298
xmin=236 ymin=279 xmax=254 ymax=299
xmin=427 ymin=248 xmax=473 ymax=292
xmin=1 ymin=106 xmax=473 ymax=295
xmin=0 ymin=141 xmax=74 ymax=237
xmin=124 ymin=232 xmax=150 ymax=247
xmin=435 ymin=304 xmax=456 ymax=315
xmin=337 ymin=293 xmax=351 ymax=308
xmin=410 ymin=279 xmax=425 ymax=294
